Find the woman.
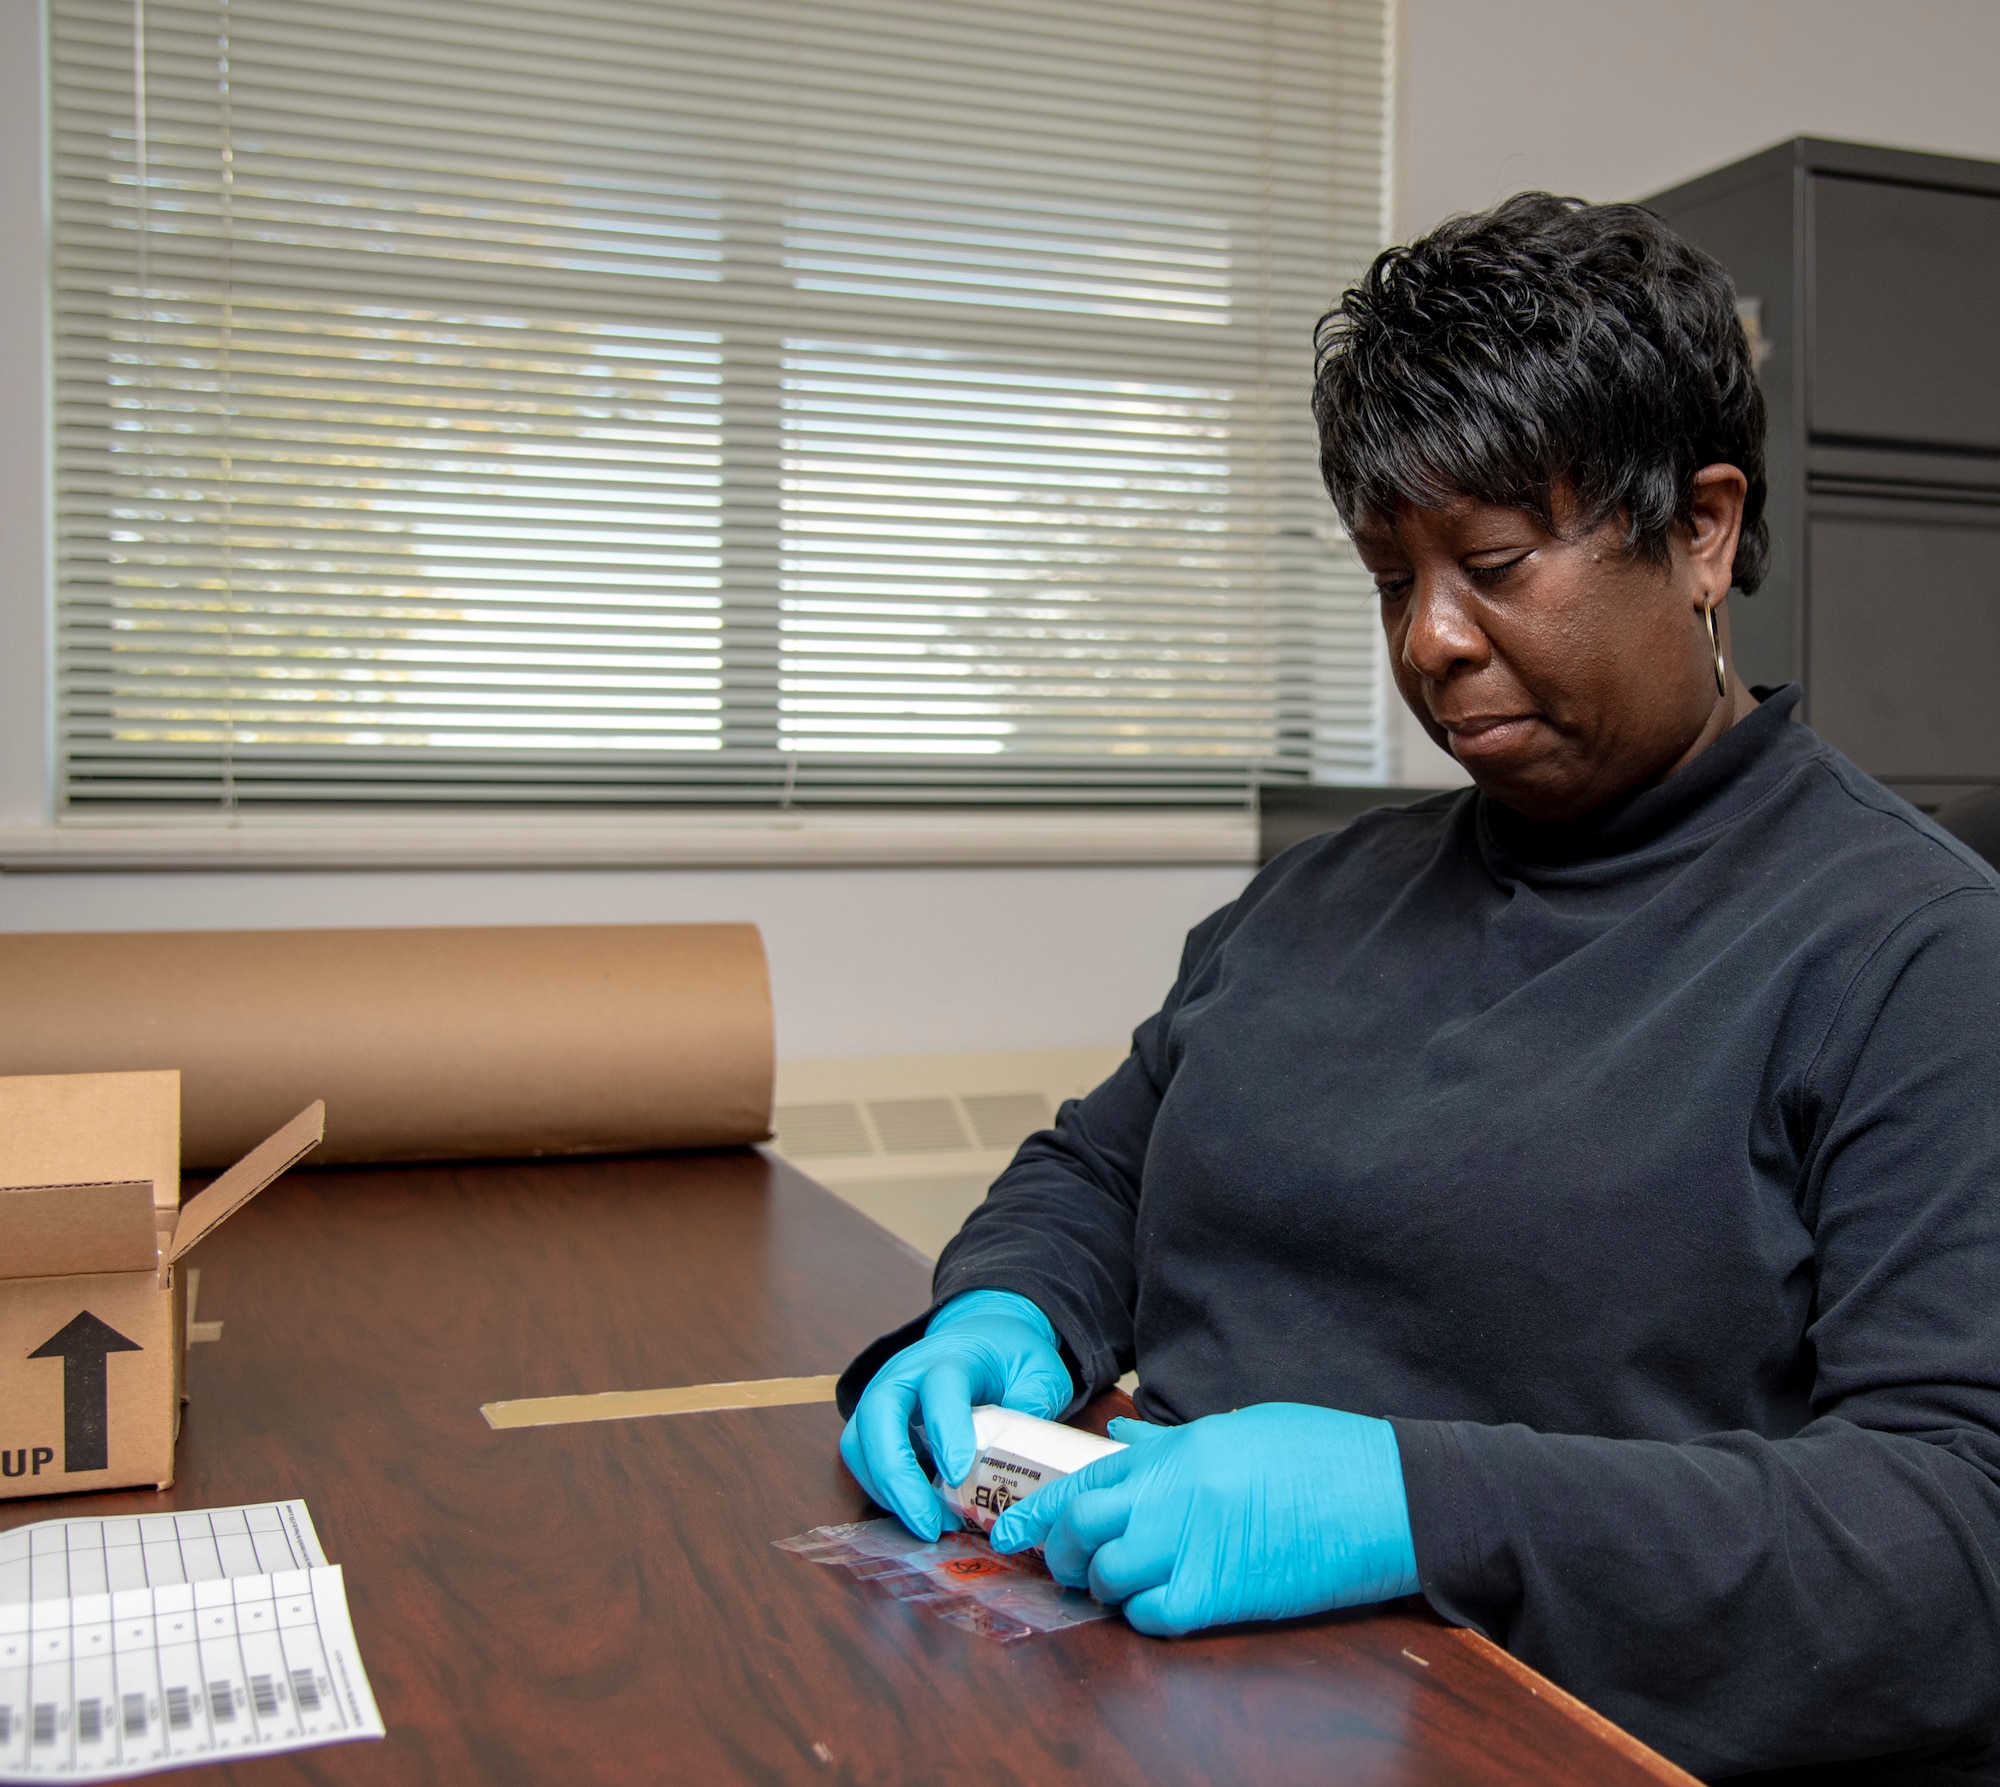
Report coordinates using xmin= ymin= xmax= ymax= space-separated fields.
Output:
xmin=837 ymin=195 xmax=2000 ymax=1783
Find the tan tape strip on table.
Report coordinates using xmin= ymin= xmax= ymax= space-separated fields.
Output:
xmin=482 ymin=1374 xmax=841 ymax=1431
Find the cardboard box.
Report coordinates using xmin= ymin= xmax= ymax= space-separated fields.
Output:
xmin=0 ymin=1071 xmax=323 ymax=1500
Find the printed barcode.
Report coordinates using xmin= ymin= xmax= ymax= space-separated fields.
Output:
xmin=290 ymin=1668 xmax=321 ymax=1713
xmin=32 ymin=1703 xmax=56 ymax=1747
xmin=122 ymin=1693 xmax=148 ymax=1737
xmin=165 ymin=1685 xmax=193 ymax=1730
xmin=250 ymin=1675 xmax=279 ymax=1717
xmin=77 ymin=1698 xmax=102 ymax=1743
xmin=208 ymin=1681 xmax=236 ymax=1724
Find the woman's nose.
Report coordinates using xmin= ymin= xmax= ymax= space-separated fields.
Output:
xmin=1399 ymin=576 xmax=1488 ymax=681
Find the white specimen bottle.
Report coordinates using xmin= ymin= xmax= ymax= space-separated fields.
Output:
xmin=935 ymin=1406 xmax=1127 ymax=1535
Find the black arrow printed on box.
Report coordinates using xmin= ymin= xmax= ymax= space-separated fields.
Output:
xmin=29 ymin=1310 xmax=142 ymax=1474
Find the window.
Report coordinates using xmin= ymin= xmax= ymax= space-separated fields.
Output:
xmin=50 ymin=0 xmax=1391 ymax=813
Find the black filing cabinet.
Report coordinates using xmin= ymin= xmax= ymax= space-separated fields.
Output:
xmin=1649 ymin=138 xmax=2000 ymax=808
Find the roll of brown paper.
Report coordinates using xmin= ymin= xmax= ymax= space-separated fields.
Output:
xmin=0 ymin=925 xmax=773 ymax=1168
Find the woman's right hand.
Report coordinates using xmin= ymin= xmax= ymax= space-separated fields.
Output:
xmin=838 ymin=1288 xmax=1072 ymax=1539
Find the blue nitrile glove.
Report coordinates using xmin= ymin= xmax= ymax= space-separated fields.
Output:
xmin=989 ymin=1402 xmax=1418 ymax=1636
xmin=838 ymin=1289 xmax=1073 ymax=1541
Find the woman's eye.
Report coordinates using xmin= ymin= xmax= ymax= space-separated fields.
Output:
xmin=1467 ymin=556 xmax=1527 ymax=587
xmin=1372 ymin=575 xmax=1413 ymax=600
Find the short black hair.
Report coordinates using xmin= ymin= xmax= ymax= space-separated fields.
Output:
xmin=1313 ymin=192 xmax=1769 ymax=595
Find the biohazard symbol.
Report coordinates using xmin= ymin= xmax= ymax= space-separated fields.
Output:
xmin=938 ymin=1555 xmax=1010 ymax=1580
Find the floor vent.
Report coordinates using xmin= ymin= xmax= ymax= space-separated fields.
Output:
xmin=773 ymin=1092 xmax=1061 ymax=1163
xmin=868 ymin=1097 xmax=973 ymax=1155
xmin=768 ymin=1101 xmax=874 ymax=1158
xmin=962 ymin=1092 xmax=1054 ymax=1150
xmin=766 ymin=1048 xmax=1124 ymax=1259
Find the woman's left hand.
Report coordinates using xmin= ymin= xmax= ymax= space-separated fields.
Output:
xmin=989 ymin=1402 xmax=1420 ymax=1636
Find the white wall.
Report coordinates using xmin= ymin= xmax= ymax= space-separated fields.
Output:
xmin=1400 ymin=0 xmax=2000 ymax=237
xmin=10 ymin=0 xmax=2000 ymax=1059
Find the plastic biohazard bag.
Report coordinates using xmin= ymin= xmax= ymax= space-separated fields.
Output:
xmin=774 ymin=1517 xmax=1114 ymax=1642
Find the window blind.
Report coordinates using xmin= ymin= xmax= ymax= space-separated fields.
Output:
xmin=50 ymin=0 xmax=1392 ymax=811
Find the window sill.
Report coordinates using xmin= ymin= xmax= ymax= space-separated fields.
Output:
xmin=0 ymin=809 xmax=1260 ymax=872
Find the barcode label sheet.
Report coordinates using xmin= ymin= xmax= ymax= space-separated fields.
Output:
xmin=0 ymin=1504 xmax=382 ymax=1782
xmin=0 ymin=1503 xmax=327 ymax=1607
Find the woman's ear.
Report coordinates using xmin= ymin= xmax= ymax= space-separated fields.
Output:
xmin=1687 ymin=464 xmax=1748 ymax=606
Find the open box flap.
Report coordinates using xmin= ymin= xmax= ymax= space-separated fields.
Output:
xmin=0 ymin=1071 xmax=182 ymax=1211
xmin=168 ymin=1102 xmax=325 ymax=1264
xmin=0 ymin=1179 xmax=158 ymax=1278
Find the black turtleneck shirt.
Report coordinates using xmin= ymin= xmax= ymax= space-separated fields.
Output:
xmin=839 ymin=688 xmax=2000 ymax=1781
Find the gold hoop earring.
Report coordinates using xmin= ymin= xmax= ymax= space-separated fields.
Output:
xmin=1703 ymin=601 xmax=1727 ymax=699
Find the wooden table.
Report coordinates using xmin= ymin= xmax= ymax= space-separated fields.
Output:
xmin=3 ymin=1149 xmax=1692 ymax=1785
